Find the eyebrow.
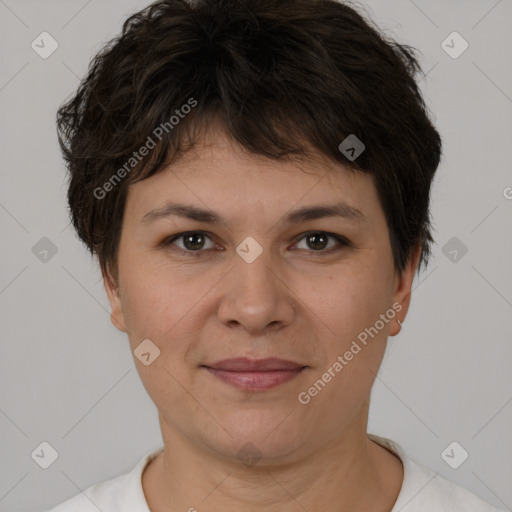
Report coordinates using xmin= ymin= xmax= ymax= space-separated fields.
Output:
xmin=140 ymin=200 xmax=367 ymax=226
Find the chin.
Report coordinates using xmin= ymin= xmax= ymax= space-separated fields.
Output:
xmin=201 ymin=411 xmax=306 ymax=464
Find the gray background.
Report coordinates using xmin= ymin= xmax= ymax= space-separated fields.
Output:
xmin=0 ymin=0 xmax=511 ymax=510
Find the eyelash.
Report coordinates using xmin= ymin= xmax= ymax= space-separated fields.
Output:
xmin=162 ymin=231 xmax=351 ymax=257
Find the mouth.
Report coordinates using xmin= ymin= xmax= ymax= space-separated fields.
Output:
xmin=201 ymin=357 xmax=308 ymax=391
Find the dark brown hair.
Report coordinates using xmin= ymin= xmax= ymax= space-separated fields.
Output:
xmin=56 ymin=0 xmax=443 ymax=285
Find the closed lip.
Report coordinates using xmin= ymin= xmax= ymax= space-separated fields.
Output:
xmin=202 ymin=357 xmax=306 ymax=372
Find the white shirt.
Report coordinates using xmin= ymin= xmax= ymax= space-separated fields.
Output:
xmin=46 ymin=434 xmax=505 ymax=511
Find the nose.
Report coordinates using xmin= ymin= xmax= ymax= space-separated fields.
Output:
xmin=217 ymin=248 xmax=296 ymax=335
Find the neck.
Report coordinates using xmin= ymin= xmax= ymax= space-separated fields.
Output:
xmin=142 ymin=410 xmax=403 ymax=512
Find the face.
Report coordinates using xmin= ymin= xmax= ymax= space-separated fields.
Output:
xmin=104 ymin=127 xmax=419 ymax=465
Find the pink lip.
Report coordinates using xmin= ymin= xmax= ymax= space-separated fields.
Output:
xmin=202 ymin=358 xmax=307 ymax=391
xmin=205 ymin=357 xmax=305 ymax=372
xmin=204 ymin=368 xmax=306 ymax=391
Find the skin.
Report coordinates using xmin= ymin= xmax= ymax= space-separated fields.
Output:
xmin=103 ymin=124 xmax=421 ymax=512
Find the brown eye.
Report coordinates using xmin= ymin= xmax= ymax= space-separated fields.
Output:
xmin=306 ymin=232 xmax=329 ymax=250
xmin=293 ymin=231 xmax=349 ymax=254
xmin=164 ymin=231 xmax=216 ymax=253
xmin=181 ymin=232 xmax=207 ymax=250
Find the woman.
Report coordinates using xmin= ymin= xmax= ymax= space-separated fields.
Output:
xmin=50 ymin=0 xmax=504 ymax=510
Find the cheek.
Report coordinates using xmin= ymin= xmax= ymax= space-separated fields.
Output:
xmin=303 ymin=264 xmax=391 ymax=337
xmin=119 ymin=263 xmax=214 ymax=356
xmin=302 ymin=263 xmax=393 ymax=400
xmin=119 ymin=272 xmax=201 ymax=398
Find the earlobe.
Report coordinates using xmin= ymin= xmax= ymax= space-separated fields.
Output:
xmin=389 ymin=318 xmax=403 ymax=337
xmin=102 ymin=265 xmax=128 ymax=333
xmin=389 ymin=244 xmax=422 ymax=337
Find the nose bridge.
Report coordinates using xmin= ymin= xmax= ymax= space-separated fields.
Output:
xmin=218 ymin=239 xmax=294 ymax=332
xmin=234 ymin=241 xmax=279 ymax=308
xmin=238 ymin=243 xmax=276 ymax=296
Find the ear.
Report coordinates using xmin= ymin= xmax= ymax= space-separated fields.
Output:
xmin=388 ymin=243 xmax=422 ymax=337
xmin=102 ymin=264 xmax=128 ymax=333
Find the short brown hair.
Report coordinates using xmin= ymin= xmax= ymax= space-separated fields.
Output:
xmin=56 ymin=0 xmax=443 ymax=284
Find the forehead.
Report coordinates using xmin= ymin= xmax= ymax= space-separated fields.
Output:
xmin=123 ymin=128 xmax=381 ymax=226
